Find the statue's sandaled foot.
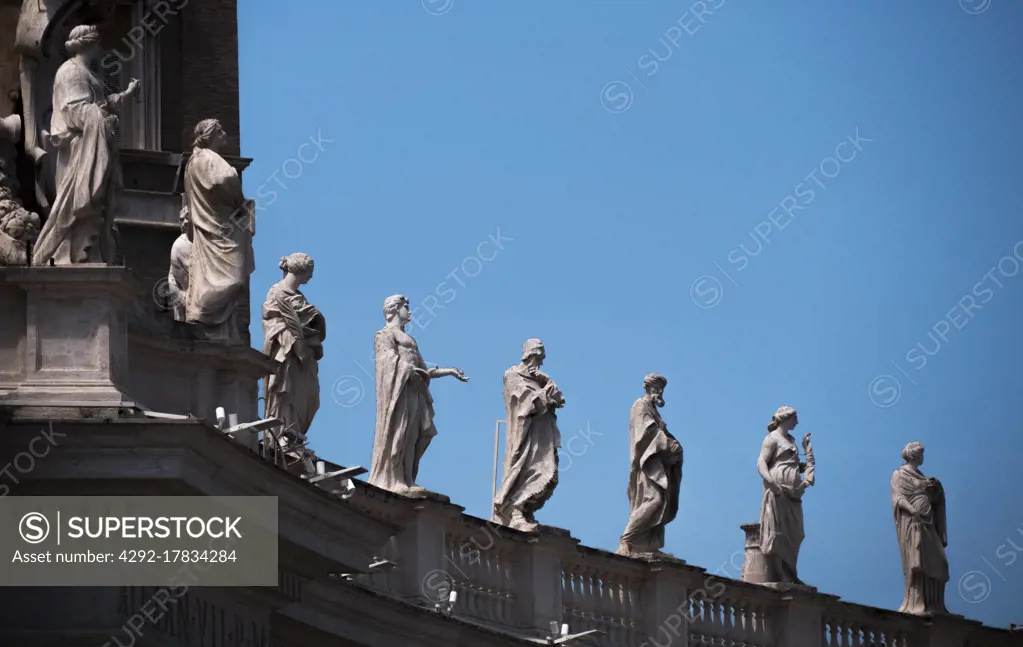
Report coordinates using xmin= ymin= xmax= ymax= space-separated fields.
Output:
xmin=403 ymin=484 xmax=428 ymax=498
xmin=508 ymin=511 xmax=538 ymax=532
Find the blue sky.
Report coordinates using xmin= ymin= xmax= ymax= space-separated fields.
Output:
xmin=238 ymin=1 xmax=1023 ymax=628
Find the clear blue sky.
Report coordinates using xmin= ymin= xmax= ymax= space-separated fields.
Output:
xmin=238 ymin=1 xmax=1023 ymax=628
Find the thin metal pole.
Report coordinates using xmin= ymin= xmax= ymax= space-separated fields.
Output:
xmin=492 ymin=419 xmax=505 ymax=519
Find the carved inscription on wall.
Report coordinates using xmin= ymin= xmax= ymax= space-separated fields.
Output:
xmin=117 ymin=586 xmax=280 ymax=647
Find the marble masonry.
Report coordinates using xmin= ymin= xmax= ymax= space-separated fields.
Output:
xmin=0 ymin=2 xmax=1018 ymax=647
xmin=617 ymin=373 xmax=682 ymax=557
xmin=368 ymin=294 xmax=468 ymax=497
xmin=892 ymin=441 xmax=950 ymax=617
xmin=493 ymin=338 xmax=563 ymax=532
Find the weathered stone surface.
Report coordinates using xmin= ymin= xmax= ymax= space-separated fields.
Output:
xmin=182 ymin=119 xmax=254 ymax=345
xmin=32 ymin=25 xmax=139 ymax=265
xmin=892 ymin=441 xmax=949 ymax=616
xmin=493 ymin=339 xmax=564 ymax=532
xmin=618 ymin=373 xmax=681 ymax=557
xmin=262 ymin=252 xmax=324 ymax=448
xmin=369 ymin=295 xmax=468 ymax=497
xmin=0 ymin=265 xmax=135 ymax=408
xmin=757 ymin=405 xmax=815 ymax=585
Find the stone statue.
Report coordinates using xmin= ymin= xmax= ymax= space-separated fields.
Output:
xmin=891 ymin=441 xmax=948 ymax=616
xmin=757 ymin=405 xmax=815 ymax=584
xmin=182 ymin=119 xmax=255 ymax=344
xmin=493 ymin=339 xmax=564 ymax=531
xmin=262 ymin=253 xmax=326 ymax=446
xmin=0 ymin=114 xmax=40 ymax=265
xmin=167 ymin=205 xmax=192 ymax=321
xmin=32 ymin=25 xmax=139 ymax=265
xmin=16 ymin=0 xmax=60 ymax=210
xmin=369 ymin=295 xmax=468 ymax=496
xmin=617 ymin=373 xmax=682 ymax=556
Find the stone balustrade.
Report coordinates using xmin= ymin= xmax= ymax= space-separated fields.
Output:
xmin=348 ymin=482 xmax=1020 ymax=647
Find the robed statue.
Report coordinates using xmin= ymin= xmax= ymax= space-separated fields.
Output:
xmin=167 ymin=205 xmax=192 ymax=322
xmin=183 ymin=119 xmax=254 ymax=344
xmin=617 ymin=373 xmax=682 ymax=556
xmin=262 ymin=253 xmax=325 ymax=447
xmin=891 ymin=441 xmax=948 ymax=616
xmin=493 ymin=339 xmax=564 ymax=532
xmin=369 ymin=295 xmax=468 ymax=496
xmin=32 ymin=25 xmax=139 ymax=265
xmin=757 ymin=405 xmax=815 ymax=584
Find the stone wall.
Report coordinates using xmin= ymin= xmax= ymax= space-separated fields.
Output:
xmin=0 ymin=4 xmax=18 ymax=119
xmin=177 ymin=0 xmax=240 ymax=155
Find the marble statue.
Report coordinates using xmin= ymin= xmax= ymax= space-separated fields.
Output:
xmin=183 ymin=118 xmax=255 ymax=344
xmin=32 ymin=25 xmax=139 ymax=265
xmin=891 ymin=441 xmax=948 ymax=616
xmin=15 ymin=0 xmax=59 ymax=210
xmin=167 ymin=205 xmax=192 ymax=321
xmin=0 ymin=114 xmax=40 ymax=265
xmin=757 ymin=405 xmax=815 ymax=584
xmin=369 ymin=295 xmax=468 ymax=496
xmin=262 ymin=253 xmax=326 ymax=446
xmin=617 ymin=373 xmax=682 ymax=556
xmin=493 ymin=339 xmax=564 ymax=531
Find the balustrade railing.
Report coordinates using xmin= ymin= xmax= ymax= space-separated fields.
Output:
xmin=443 ymin=518 xmax=521 ymax=627
xmin=821 ymin=601 xmax=922 ymax=647
xmin=687 ymin=581 xmax=778 ymax=647
xmin=561 ymin=550 xmax=648 ymax=647
xmin=347 ymin=485 xmax=1017 ymax=647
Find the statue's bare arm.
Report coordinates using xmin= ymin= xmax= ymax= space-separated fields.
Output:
xmin=758 ymin=435 xmax=779 ymax=492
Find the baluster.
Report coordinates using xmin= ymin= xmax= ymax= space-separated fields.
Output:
xmin=733 ymin=600 xmax=749 ymax=644
xmin=710 ymin=597 xmax=724 ymax=642
xmin=564 ymin=565 xmax=581 ymax=622
xmin=617 ymin=577 xmax=634 ymax=642
xmin=716 ymin=597 xmax=729 ymax=644
xmin=591 ymin=568 xmax=605 ymax=632
xmin=597 ymin=569 xmax=613 ymax=642
xmin=561 ymin=566 xmax=572 ymax=619
xmin=578 ymin=567 xmax=594 ymax=629
xmin=564 ymin=565 xmax=579 ymax=622
xmin=587 ymin=569 xmax=602 ymax=632
xmin=596 ymin=569 xmax=613 ymax=634
xmin=614 ymin=575 xmax=627 ymax=644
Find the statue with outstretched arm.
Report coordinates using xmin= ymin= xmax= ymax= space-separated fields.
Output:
xmin=369 ymin=295 xmax=468 ymax=497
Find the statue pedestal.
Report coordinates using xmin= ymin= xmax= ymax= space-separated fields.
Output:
xmin=740 ymin=522 xmax=771 ymax=584
xmin=0 ymin=265 xmax=136 ymax=410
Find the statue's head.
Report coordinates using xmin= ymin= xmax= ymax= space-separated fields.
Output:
xmin=521 ymin=338 xmax=545 ymax=368
xmin=66 ymin=25 xmax=102 ymax=62
xmin=383 ymin=294 xmax=410 ymax=325
xmin=767 ymin=405 xmax=798 ymax=433
xmin=192 ymin=118 xmax=227 ymax=151
xmin=280 ymin=252 xmax=314 ymax=284
xmin=643 ymin=373 xmax=667 ymax=407
xmin=901 ymin=441 xmax=924 ymax=466
xmin=178 ymin=205 xmax=190 ymax=234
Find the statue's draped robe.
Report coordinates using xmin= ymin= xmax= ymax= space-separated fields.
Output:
xmin=183 ymin=147 xmax=253 ymax=342
xmin=370 ymin=327 xmax=436 ymax=492
xmin=891 ymin=464 xmax=948 ymax=615
xmin=262 ymin=283 xmax=325 ymax=440
xmin=759 ymin=432 xmax=806 ymax=582
xmin=494 ymin=366 xmax=561 ymax=522
xmin=619 ymin=397 xmax=681 ymax=553
xmin=167 ymin=234 xmax=192 ymax=322
xmin=32 ymin=57 xmax=120 ymax=264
